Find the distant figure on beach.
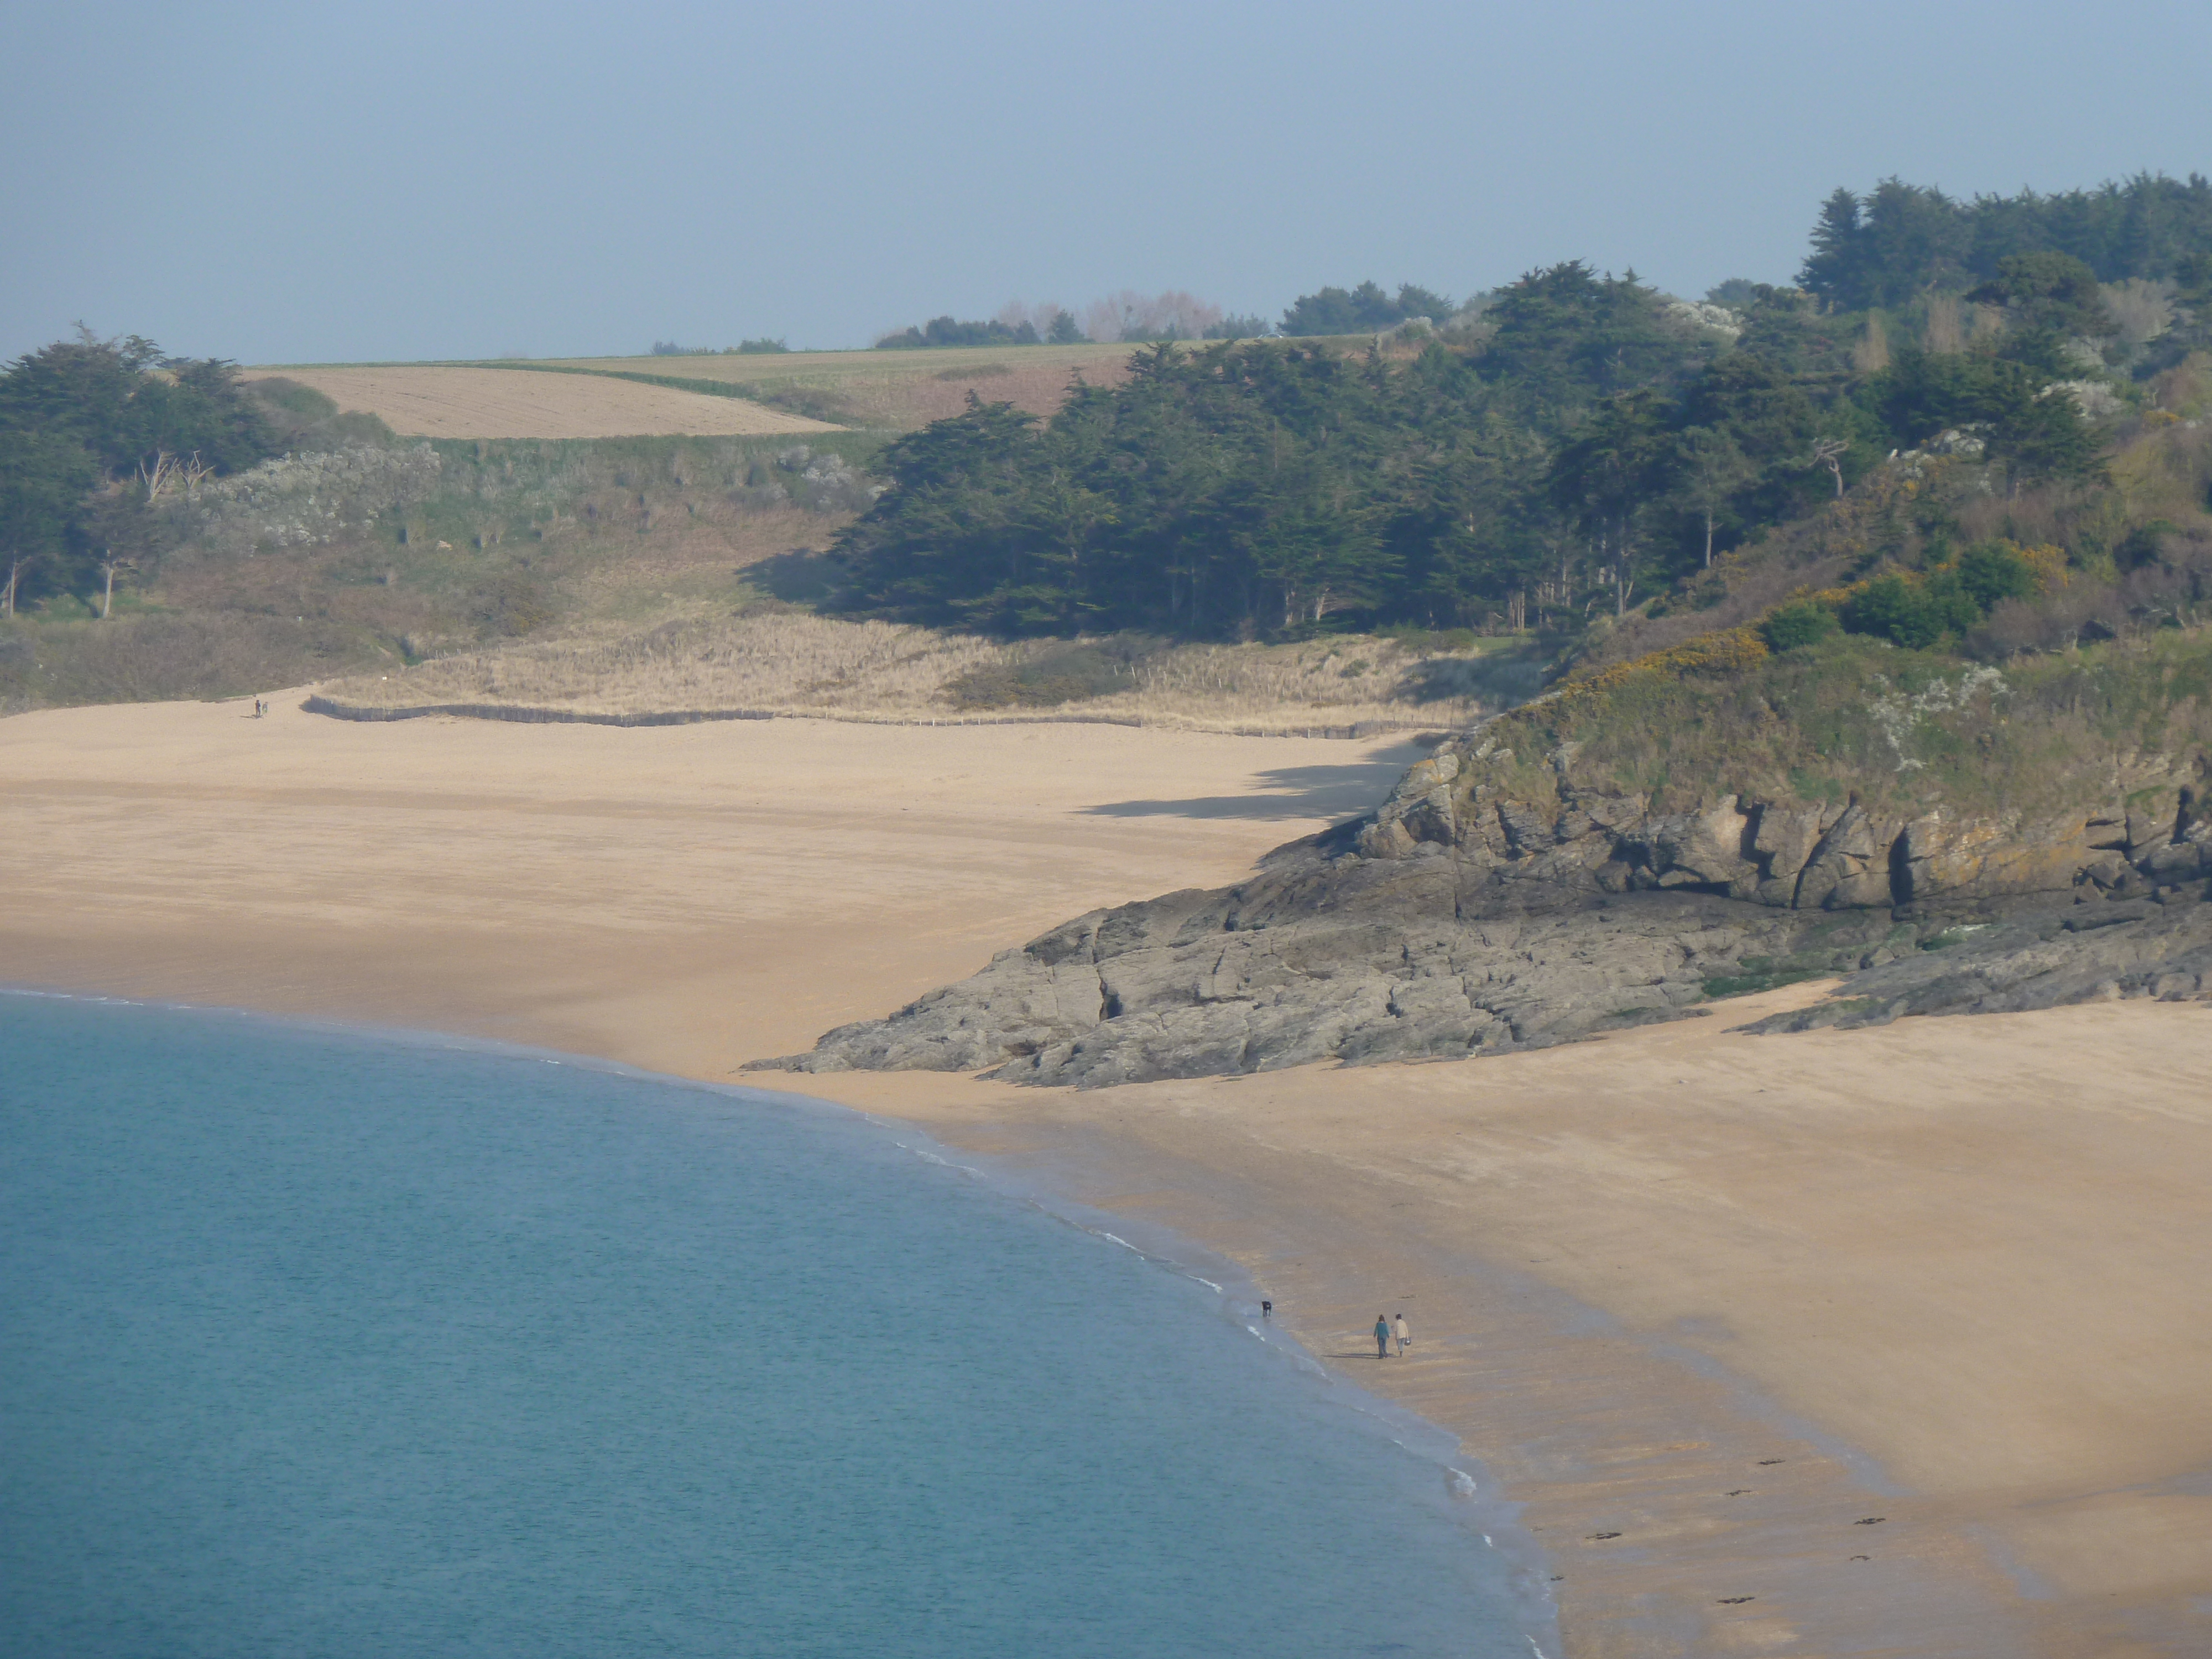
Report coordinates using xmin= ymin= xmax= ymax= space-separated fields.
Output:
xmin=1260 ymin=1299 xmax=1271 ymax=1321
xmin=1394 ymin=1313 xmax=1411 ymax=1355
xmin=1375 ymin=1315 xmax=1390 ymax=1358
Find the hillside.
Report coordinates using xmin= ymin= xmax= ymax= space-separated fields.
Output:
xmin=0 ymin=421 xmax=885 ymax=709
xmin=759 ymin=402 xmax=2212 ymax=1081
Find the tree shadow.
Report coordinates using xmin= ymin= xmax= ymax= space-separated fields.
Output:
xmin=1394 ymin=648 xmax=1547 ymax=706
xmin=744 ymin=547 xmax=849 ymax=606
xmin=1080 ymin=742 xmax=1429 ymax=821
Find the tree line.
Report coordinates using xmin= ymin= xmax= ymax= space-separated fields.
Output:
xmin=877 ymin=314 xmax=1082 ymax=349
xmin=829 ymin=251 xmax=2109 ymax=640
xmin=1277 ymin=281 xmax=1455 ymax=336
xmin=1801 ymin=172 xmax=2212 ymax=311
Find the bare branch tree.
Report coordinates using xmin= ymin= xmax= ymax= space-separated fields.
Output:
xmin=136 ymin=451 xmax=180 ymax=505
xmin=1807 ymin=437 xmax=1848 ymax=497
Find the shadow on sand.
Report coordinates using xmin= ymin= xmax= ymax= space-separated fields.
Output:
xmin=1080 ymin=743 xmax=1427 ymax=822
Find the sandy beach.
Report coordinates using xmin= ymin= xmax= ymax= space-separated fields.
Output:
xmin=6 ymin=696 xmax=2210 ymax=1657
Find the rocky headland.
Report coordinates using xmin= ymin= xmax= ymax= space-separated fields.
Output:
xmin=754 ymin=628 xmax=2212 ymax=1086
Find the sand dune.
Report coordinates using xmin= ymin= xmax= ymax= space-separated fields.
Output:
xmin=243 ymin=365 xmax=839 ymax=439
xmin=5 ymin=695 xmax=2210 ymax=1656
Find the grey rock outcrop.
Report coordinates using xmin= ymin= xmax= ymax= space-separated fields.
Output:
xmin=1357 ymin=725 xmax=2209 ymax=916
xmin=1740 ymin=891 xmax=2212 ymax=1034
xmin=754 ymin=832 xmax=1892 ymax=1087
xmin=750 ymin=733 xmax=2212 ymax=1088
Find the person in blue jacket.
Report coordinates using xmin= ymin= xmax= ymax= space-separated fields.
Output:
xmin=1374 ymin=1314 xmax=1391 ymax=1358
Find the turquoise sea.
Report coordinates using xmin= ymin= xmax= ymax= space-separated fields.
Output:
xmin=0 ymin=994 xmax=1545 ymax=1657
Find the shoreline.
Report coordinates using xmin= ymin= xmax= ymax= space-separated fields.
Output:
xmin=0 ymin=979 xmax=1567 ymax=1654
xmin=9 ymin=696 xmax=2212 ymax=1655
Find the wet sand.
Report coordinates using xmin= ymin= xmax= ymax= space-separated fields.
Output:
xmin=6 ymin=695 xmax=2209 ymax=1656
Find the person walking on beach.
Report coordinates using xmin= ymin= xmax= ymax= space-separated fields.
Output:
xmin=1375 ymin=1315 xmax=1391 ymax=1359
xmin=1394 ymin=1313 xmax=1412 ymax=1356
xmin=1260 ymin=1300 xmax=1271 ymax=1321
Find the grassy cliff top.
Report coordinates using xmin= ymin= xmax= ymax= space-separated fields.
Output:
xmin=1462 ymin=622 xmax=2211 ymax=827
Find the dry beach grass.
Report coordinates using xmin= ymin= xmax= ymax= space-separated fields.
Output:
xmin=314 ymin=613 xmax=1500 ymax=734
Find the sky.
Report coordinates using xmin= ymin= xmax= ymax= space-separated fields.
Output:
xmin=6 ymin=0 xmax=2211 ymax=366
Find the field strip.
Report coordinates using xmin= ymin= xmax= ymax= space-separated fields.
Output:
xmin=243 ymin=365 xmax=841 ymax=440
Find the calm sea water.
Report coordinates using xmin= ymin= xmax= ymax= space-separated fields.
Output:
xmin=0 ymin=995 xmax=1543 ymax=1658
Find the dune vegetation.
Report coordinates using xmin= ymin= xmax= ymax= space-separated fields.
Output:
xmin=312 ymin=614 xmax=1518 ymax=735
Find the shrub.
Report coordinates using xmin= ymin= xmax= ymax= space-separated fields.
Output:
xmin=1840 ymin=572 xmax=1978 ymax=648
xmin=1761 ymin=598 xmax=1839 ymax=651
xmin=1954 ymin=540 xmax=2038 ymax=609
xmin=471 ymin=571 xmax=554 ymax=638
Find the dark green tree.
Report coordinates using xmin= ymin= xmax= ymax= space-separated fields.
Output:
xmin=1670 ymin=426 xmax=1754 ymax=567
xmin=1859 ymin=347 xmax=2103 ymax=483
xmin=0 ymin=331 xmax=278 ymax=609
xmin=1279 ymin=281 xmax=1449 ymax=337
xmin=1800 ymin=180 xmax=1969 ymax=310
xmin=1478 ymin=264 xmax=1692 ymax=423
xmin=1967 ymin=251 xmax=2114 ymax=337
xmin=1549 ymin=389 xmax=1673 ymax=615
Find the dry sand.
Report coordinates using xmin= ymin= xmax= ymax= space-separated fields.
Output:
xmin=242 ymin=366 xmax=838 ymax=439
xmin=6 ymin=697 xmax=2210 ymax=1657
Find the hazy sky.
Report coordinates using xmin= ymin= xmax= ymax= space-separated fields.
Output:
xmin=6 ymin=0 xmax=2210 ymax=365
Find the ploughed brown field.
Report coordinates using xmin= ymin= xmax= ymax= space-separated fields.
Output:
xmin=239 ymin=365 xmax=839 ymax=440
xmin=534 ymin=342 xmax=1140 ymax=429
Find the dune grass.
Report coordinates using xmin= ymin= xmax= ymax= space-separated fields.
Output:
xmin=315 ymin=613 xmax=1515 ymax=734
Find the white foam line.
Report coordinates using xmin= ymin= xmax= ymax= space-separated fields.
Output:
xmin=1192 ymin=1276 xmax=1222 ymax=1292
xmin=1094 ymin=1231 xmax=1138 ymax=1251
xmin=904 ymin=1149 xmax=984 ymax=1176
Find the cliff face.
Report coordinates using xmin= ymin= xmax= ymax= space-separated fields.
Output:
xmin=1354 ymin=739 xmax=2208 ymax=914
xmin=753 ymin=630 xmax=2212 ymax=1088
